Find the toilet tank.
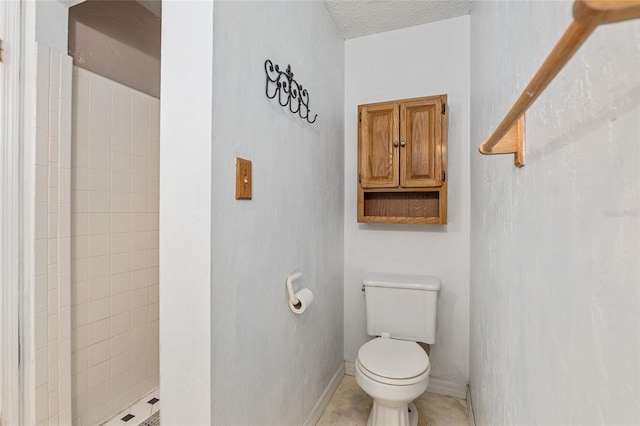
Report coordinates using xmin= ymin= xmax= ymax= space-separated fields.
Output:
xmin=363 ymin=272 xmax=441 ymax=344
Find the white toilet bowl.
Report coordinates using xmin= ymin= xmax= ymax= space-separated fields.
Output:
xmin=355 ymin=337 xmax=430 ymax=426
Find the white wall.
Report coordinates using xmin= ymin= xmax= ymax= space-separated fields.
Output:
xmin=344 ymin=16 xmax=471 ymax=392
xmin=35 ymin=0 xmax=68 ymax=53
xmin=210 ymin=2 xmax=344 ymax=424
xmin=159 ymin=1 xmax=213 ymax=425
xmin=469 ymin=1 xmax=640 ymax=425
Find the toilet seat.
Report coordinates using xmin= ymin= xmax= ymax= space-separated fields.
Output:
xmin=357 ymin=338 xmax=430 ymax=386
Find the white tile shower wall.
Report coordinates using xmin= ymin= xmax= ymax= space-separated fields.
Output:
xmin=210 ymin=2 xmax=344 ymax=424
xmin=71 ymin=67 xmax=160 ymax=426
xmin=33 ymin=43 xmax=73 ymax=426
xmin=469 ymin=2 xmax=639 ymax=425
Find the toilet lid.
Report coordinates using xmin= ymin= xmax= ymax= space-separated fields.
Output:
xmin=357 ymin=338 xmax=429 ymax=380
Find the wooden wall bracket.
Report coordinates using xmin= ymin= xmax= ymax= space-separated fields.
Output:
xmin=479 ymin=116 xmax=525 ymax=167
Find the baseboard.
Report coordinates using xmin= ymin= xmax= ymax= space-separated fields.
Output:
xmin=426 ymin=377 xmax=468 ymax=399
xmin=466 ymin=385 xmax=476 ymax=426
xmin=345 ymin=361 xmax=355 ymax=376
xmin=303 ymin=363 xmax=345 ymax=426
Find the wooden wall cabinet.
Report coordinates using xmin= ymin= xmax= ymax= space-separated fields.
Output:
xmin=357 ymin=95 xmax=448 ymax=224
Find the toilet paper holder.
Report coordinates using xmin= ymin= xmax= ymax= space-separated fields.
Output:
xmin=286 ymin=270 xmax=303 ymax=309
xmin=286 ymin=270 xmax=314 ymax=314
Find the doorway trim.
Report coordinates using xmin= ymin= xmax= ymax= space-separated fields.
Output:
xmin=0 ymin=0 xmax=35 ymax=424
xmin=0 ymin=0 xmax=22 ymax=421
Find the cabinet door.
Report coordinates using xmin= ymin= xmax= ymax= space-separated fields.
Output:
xmin=359 ymin=102 xmax=399 ymax=189
xmin=400 ymin=97 xmax=442 ymax=188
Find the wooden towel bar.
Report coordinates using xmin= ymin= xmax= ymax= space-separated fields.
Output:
xmin=478 ymin=0 xmax=640 ymax=167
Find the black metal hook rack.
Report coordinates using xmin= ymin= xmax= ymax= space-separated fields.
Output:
xmin=264 ymin=59 xmax=318 ymax=124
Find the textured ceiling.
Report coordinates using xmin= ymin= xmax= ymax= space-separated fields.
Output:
xmin=324 ymin=0 xmax=471 ymax=40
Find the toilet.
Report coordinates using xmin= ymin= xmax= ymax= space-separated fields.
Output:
xmin=355 ymin=272 xmax=440 ymax=426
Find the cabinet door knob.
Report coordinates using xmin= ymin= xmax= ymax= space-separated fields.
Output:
xmin=393 ymin=141 xmax=399 ymax=147
xmin=400 ymin=141 xmax=406 ymax=147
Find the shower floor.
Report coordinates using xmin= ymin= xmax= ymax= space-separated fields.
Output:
xmin=103 ymin=389 xmax=160 ymax=426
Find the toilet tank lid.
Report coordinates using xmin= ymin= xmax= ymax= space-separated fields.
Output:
xmin=363 ymin=272 xmax=441 ymax=291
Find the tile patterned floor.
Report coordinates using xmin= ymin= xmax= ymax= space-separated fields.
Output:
xmin=103 ymin=389 xmax=160 ymax=426
xmin=317 ymin=375 xmax=469 ymax=426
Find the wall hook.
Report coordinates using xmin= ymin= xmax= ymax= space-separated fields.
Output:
xmin=265 ymin=59 xmax=318 ymax=124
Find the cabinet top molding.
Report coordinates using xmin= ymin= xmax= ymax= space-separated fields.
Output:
xmin=478 ymin=0 xmax=640 ymax=167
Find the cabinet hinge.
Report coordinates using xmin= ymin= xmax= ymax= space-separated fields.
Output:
xmin=358 ymin=173 xmax=362 ymax=184
xmin=359 ymin=112 xmax=362 ymax=123
xmin=442 ymin=103 xmax=446 ymax=115
xmin=442 ymin=171 xmax=446 ymax=182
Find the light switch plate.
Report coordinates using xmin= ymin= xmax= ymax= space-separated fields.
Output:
xmin=235 ymin=157 xmax=252 ymax=200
